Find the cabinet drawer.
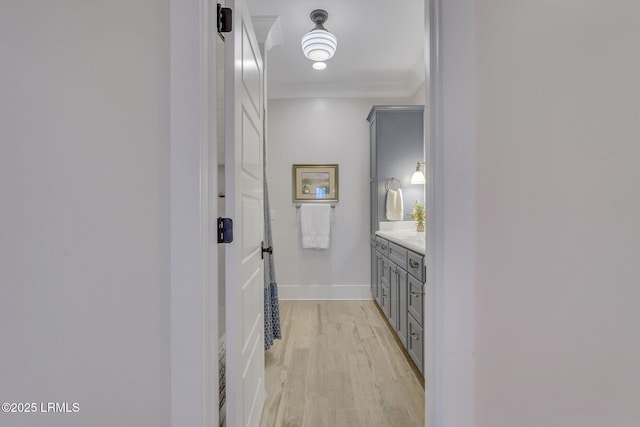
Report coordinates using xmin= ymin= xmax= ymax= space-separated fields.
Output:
xmin=375 ymin=237 xmax=389 ymax=257
xmin=407 ymin=251 xmax=424 ymax=281
xmin=370 ymin=237 xmax=378 ymax=250
xmin=407 ymin=313 xmax=424 ymax=373
xmin=388 ymin=242 xmax=408 ymax=270
xmin=407 ymin=275 xmax=424 ymax=327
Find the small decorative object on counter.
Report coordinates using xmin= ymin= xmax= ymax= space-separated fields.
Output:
xmin=410 ymin=200 xmax=426 ymax=232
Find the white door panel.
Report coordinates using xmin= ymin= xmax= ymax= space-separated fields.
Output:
xmin=240 ymin=26 xmax=261 ymax=115
xmin=225 ymin=0 xmax=265 ymax=426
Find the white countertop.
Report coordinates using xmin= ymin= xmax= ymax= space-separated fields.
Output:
xmin=375 ymin=230 xmax=426 ymax=255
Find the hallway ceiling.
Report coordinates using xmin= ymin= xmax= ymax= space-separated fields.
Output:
xmin=246 ymin=0 xmax=425 ymax=99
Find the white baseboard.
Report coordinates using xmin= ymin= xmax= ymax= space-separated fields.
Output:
xmin=277 ymin=284 xmax=373 ymax=301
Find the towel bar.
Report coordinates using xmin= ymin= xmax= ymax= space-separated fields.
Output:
xmin=295 ymin=204 xmax=336 ymax=208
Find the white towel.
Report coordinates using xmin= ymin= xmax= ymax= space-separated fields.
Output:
xmin=386 ymin=188 xmax=404 ymax=221
xmin=301 ymin=204 xmax=331 ymax=249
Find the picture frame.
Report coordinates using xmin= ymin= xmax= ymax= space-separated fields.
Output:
xmin=292 ymin=164 xmax=339 ymax=203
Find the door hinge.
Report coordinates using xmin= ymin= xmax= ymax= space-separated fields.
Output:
xmin=261 ymin=241 xmax=273 ymax=259
xmin=217 ymin=217 xmax=233 ymax=243
xmin=217 ymin=4 xmax=232 ymax=33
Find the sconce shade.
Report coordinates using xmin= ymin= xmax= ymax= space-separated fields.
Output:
xmin=411 ymin=162 xmax=426 ymax=184
xmin=301 ymin=10 xmax=337 ymax=62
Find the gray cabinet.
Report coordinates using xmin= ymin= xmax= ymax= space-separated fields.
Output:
xmin=368 ymin=105 xmax=424 ymax=237
xmin=374 ymin=235 xmax=424 ymax=374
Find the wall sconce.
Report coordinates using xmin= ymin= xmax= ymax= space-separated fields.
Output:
xmin=410 ymin=162 xmax=426 ymax=184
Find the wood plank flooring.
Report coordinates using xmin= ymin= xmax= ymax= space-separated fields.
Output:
xmin=260 ymin=300 xmax=425 ymax=427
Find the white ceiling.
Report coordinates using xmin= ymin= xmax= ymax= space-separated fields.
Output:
xmin=246 ymin=0 xmax=425 ymax=99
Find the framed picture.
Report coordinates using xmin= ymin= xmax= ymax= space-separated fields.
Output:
xmin=292 ymin=164 xmax=339 ymax=203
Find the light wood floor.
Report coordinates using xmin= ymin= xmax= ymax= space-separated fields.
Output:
xmin=259 ymin=300 xmax=425 ymax=427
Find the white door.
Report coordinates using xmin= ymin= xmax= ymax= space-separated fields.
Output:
xmin=224 ymin=0 xmax=265 ymax=426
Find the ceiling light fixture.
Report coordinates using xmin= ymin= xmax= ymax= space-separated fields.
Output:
xmin=301 ymin=9 xmax=337 ymax=62
xmin=312 ymin=62 xmax=327 ymax=70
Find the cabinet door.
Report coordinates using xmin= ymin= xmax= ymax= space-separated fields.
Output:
xmin=389 ymin=262 xmax=398 ymax=331
xmin=371 ymin=241 xmax=378 ymax=300
xmin=375 ymin=251 xmax=384 ymax=307
xmin=381 ymin=283 xmax=390 ymax=318
xmin=393 ymin=265 xmax=408 ymax=347
xmin=380 ymin=257 xmax=391 ymax=318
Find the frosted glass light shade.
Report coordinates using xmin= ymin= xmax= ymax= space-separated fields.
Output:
xmin=411 ymin=170 xmax=426 ymax=184
xmin=301 ymin=29 xmax=337 ymax=61
xmin=411 ymin=162 xmax=426 ymax=184
xmin=312 ymin=62 xmax=327 ymax=70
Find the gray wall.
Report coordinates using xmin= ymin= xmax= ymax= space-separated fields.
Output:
xmin=267 ymin=98 xmax=419 ymax=299
xmin=0 ymin=2 xmax=170 ymax=426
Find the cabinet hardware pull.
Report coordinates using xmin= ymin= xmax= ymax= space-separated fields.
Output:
xmin=410 ymin=333 xmax=419 ymax=340
xmin=409 ymin=260 xmax=420 ymax=269
xmin=381 ymin=245 xmax=387 ymax=250
xmin=410 ymin=291 xmax=425 ymax=297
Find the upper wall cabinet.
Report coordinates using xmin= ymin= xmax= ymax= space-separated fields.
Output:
xmin=367 ymin=106 xmax=425 ymax=235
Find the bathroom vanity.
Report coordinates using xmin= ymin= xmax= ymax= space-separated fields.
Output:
xmin=368 ymin=105 xmax=426 ymax=375
xmin=372 ymin=230 xmax=425 ymax=374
